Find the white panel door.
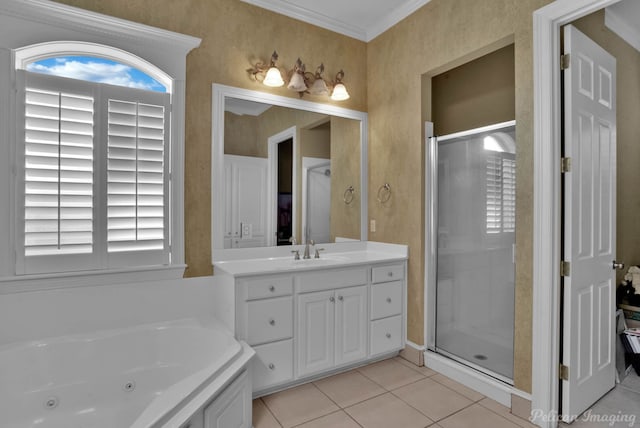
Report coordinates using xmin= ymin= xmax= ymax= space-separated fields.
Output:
xmin=562 ymin=24 xmax=616 ymax=422
xmin=297 ymin=290 xmax=335 ymax=377
xmin=335 ymin=285 xmax=368 ymax=366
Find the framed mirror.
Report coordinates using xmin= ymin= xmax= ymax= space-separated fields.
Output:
xmin=211 ymin=84 xmax=368 ymax=256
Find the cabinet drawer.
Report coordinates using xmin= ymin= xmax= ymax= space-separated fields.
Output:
xmin=371 ymin=281 xmax=402 ymax=320
xmin=371 ymin=264 xmax=404 ymax=283
xmin=370 ymin=315 xmax=402 ymax=357
xmin=243 ymin=276 xmax=293 ymax=300
xmin=296 ymin=267 xmax=368 ymax=293
xmin=246 ymin=296 xmax=293 ymax=345
xmin=252 ymin=339 xmax=294 ymax=391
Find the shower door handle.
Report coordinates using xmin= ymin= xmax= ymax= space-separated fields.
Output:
xmin=612 ymin=260 xmax=625 ymax=270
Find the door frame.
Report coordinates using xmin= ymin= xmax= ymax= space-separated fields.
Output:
xmin=301 ymin=157 xmax=331 ymax=244
xmin=532 ymin=1 xmax=621 ymax=426
xmin=268 ymin=126 xmax=297 ymax=246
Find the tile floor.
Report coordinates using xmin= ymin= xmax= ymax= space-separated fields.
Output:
xmin=558 ymin=371 xmax=640 ymax=428
xmin=252 ymin=357 xmax=538 ymax=428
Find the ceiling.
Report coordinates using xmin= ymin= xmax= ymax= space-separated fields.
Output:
xmin=240 ymin=0 xmax=432 ymax=42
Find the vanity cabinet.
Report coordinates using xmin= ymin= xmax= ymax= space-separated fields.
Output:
xmin=297 ymin=285 xmax=367 ymax=377
xmin=213 ymin=251 xmax=407 ymax=397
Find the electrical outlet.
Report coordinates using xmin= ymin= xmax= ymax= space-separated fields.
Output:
xmin=370 ymin=219 xmax=376 ymax=233
xmin=241 ymin=223 xmax=252 ymax=239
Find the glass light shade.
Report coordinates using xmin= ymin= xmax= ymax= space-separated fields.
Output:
xmin=287 ymin=72 xmax=307 ymax=92
xmin=330 ymin=83 xmax=350 ymax=101
xmin=309 ymin=78 xmax=329 ymax=96
xmin=263 ymin=67 xmax=284 ymax=87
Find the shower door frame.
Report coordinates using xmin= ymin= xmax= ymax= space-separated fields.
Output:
xmin=424 ymin=120 xmax=516 ymax=384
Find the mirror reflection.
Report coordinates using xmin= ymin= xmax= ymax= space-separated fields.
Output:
xmin=222 ymin=97 xmax=361 ymax=248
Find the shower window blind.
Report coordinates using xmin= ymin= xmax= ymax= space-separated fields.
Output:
xmin=486 ymin=154 xmax=516 ymax=234
xmin=18 ymin=71 xmax=170 ymax=274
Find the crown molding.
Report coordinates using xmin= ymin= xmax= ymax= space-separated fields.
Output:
xmin=366 ymin=0 xmax=432 ymax=41
xmin=605 ymin=6 xmax=640 ymax=53
xmin=241 ymin=0 xmax=367 ymax=41
xmin=0 ymin=0 xmax=201 ymax=54
xmin=241 ymin=0 xmax=432 ymax=42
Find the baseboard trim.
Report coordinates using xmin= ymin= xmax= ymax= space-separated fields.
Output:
xmin=424 ymin=350 xmax=513 ymax=407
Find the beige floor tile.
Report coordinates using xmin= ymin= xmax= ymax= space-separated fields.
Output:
xmin=357 ymin=358 xmax=425 ymax=390
xmin=478 ymin=398 xmax=538 ymax=428
xmin=263 ymin=383 xmax=339 ymax=428
xmin=439 ymin=404 xmax=522 ymax=428
xmin=294 ymin=411 xmax=362 ymax=428
xmin=345 ymin=392 xmax=434 ymax=428
xmin=394 ymin=356 xmax=438 ymax=377
xmin=253 ymin=398 xmax=283 ymax=428
xmin=314 ymin=369 xmax=386 ymax=407
xmin=393 ymin=377 xmax=473 ymax=421
xmin=430 ymin=374 xmax=485 ymax=402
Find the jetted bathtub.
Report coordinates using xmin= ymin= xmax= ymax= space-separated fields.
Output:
xmin=0 ymin=318 xmax=254 ymax=428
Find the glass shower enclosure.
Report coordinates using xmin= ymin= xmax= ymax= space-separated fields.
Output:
xmin=426 ymin=121 xmax=516 ymax=383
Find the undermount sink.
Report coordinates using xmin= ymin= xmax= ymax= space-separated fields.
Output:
xmin=286 ymin=254 xmax=350 ymax=267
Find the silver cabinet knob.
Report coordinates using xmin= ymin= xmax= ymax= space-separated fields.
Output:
xmin=329 ymin=296 xmax=335 ymax=302
xmin=269 ymin=285 xmax=275 ymax=292
xmin=268 ymin=363 xmax=275 ymax=370
xmin=338 ymin=295 xmax=343 ymax=301
xmin=386 ymin=333 xmax=391 ymax=339
xmin=269 ymin=319 xmax=275 ymax=326
xmin=388 ymin=271 xmax=393 ymax=277
xmin=386 ymin=297 xmax=392 ymax=303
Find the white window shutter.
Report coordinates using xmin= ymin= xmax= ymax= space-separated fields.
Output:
xmin=105 ymin=86 xmax=170 ymax=267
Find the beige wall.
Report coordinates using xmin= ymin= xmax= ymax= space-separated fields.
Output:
xmin=368 ymin=0 xmax=552 ymax=393
xmin=55 ymin=0 xmax=368 ymax=277
xmin=432 ymin=44 xmax=515 ymax=135
xmin=224 ymin=112 xmax=261 ymax=157
xmin=330 ymin=117 xmax=361 ymax=241
xmin=572 ymin=11 xmax=640 ymax=285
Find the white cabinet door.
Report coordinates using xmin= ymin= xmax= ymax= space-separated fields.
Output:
xmin=335 ymin=285 xmax=368 ymax=366
xmin=204 ymin=370 xmax=251 ymax=428
xmin=224 ymin=155 xmax=268 ymax=247
xmin=297 ymin=290 xmax=335 ymax=377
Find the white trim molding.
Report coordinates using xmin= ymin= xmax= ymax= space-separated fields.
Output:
xmin=239 ymin=0 xmax=432 ymax=42
xmin=532 ymin=1 xmax=621 ymax=427
xmin=211 ymin=84 xmax=368 ymax=260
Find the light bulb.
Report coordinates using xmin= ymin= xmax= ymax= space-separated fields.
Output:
xmin=330 ymin=83 xmax=350 ymax=101
xmin=263 ymin=67 xmax=284 ymax=87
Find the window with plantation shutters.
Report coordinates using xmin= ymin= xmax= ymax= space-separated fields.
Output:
xmin=24 ymin=86 xmax=94 ymax=257
xmin=107 ymin=99 xmax=167 ymax=255
xmin=17 ymin=70 xmax=170 ymax=274
xmin=486 ymin=153 xmax=516 ymax=235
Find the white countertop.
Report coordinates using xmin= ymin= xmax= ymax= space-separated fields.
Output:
xmin=213 ymin=241 xmax=408 ymax=277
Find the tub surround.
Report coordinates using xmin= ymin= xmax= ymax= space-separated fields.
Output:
xmin=213 ymin=241 xmax=408 ymax=396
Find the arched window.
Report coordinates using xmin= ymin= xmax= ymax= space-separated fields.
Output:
xmin=15 ymin=42 xmax=172 ymax=274
xmin=27 ymin=56 xmax=167 ymax=93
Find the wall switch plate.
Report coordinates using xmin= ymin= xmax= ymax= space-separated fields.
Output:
xmin=370 ymin=219 xmax=376 ymax=233
xmin=241 ymin=222 xmax=252 ymax=239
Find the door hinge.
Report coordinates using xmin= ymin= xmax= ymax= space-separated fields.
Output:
xmin=560 ymin=261 xmax=571 ymax=277
xmin=560 ymin=364 xmax=569 ymax=381
xmin=561 ymin=54 xmax=571 ymax=70
xmin=561 ymin=157 xmax=571 ymax=173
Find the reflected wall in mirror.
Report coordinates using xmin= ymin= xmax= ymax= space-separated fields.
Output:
xmin=211 ymin=84 xmax=368 ymax=253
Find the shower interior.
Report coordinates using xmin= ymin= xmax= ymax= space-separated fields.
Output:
xmin=428 ymin=121 xmax=516 ymax=383
xmin=303 ymin=159 xmax=331 ymax=244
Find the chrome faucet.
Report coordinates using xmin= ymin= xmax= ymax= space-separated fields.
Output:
xmin=303 ymin=240 xmax=314 ymax=259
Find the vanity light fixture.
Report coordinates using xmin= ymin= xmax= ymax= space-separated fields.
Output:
xmin=247 ymin=51 xmax=350 ymax=101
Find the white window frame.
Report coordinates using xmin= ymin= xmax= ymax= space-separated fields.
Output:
xmin=0 ymin=0 xmax=201 ymax=293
